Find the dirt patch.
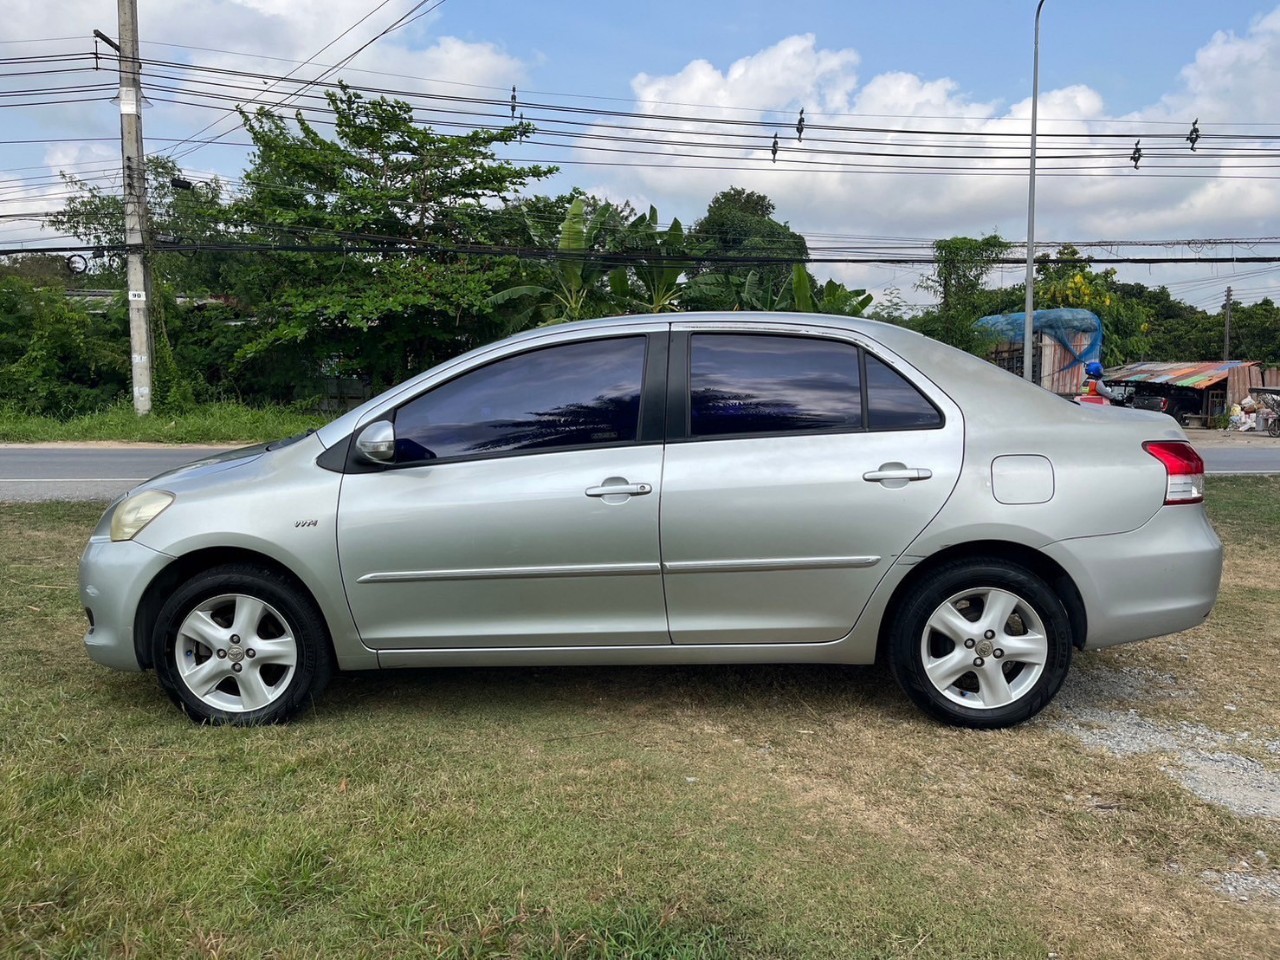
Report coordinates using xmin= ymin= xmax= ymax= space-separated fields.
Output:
xmin=1185 ymin=428 xmax=1280 ymax=448
xmin=1055 ymin=665 xmax=1280 ymax=821
xmin=1200 ymin=852 xmax=1280 ymax=907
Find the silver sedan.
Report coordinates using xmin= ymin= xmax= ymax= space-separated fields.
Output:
xmin=79 ymin=313 xmax=1223 ymax=728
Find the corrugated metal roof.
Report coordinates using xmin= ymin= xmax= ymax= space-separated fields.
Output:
xmin=1105 ymin=360 xmax=1257 ymax=390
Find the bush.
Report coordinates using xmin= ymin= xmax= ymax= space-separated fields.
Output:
xmin=0 ymin=276 xmax=129 ymax=416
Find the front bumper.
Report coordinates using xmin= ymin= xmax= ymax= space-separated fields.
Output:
xmin=79 ymin=535 xmax=173 ymax=672
xmin=1043 ymin=504 xmax=1223 ymax=649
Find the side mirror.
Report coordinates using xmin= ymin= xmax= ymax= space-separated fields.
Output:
xmin=354 ymin=420 xmax=395 ymax=463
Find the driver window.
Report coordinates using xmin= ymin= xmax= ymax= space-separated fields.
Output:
xmin=393 ymin=337 xmax=647 ymax=462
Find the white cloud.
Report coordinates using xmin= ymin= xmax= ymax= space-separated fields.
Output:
xmin=577 ymin=15 xmax=1280 ymax=307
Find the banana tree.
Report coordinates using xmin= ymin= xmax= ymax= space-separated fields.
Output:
xmin=685 ymin=263 xmax=873 ymax=316
xmin=791 ymin=264 xmax=874 ymax=316
xmin=609 ymin=206 xmax=707 ymax=313
xmin=486 ymin=197 xmax=621 ymax=327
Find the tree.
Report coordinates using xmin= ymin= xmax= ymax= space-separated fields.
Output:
xmin=1032 ymin=245 xmax=1151 ymax=365
xmin=485 ymin=196 xmax=623 ymax=327
xmin=50 ymin=155 xmax=231 ymax=295
xmin=0 ymin=276 xmax=127 ymax=415
xmin=609 ymin=206 xmax=708 ymax=313
xmin=683 ymin=263 xmax=872 ymax=316
xmin=791 ymin=265 xmax=873 ymax=316
xmin=1116 ymin=281 xmax=1212 ymax=361
xmin=915 ymin=235 xmax=1011 ymax=353
xmin=226 ymin=86 xmax=557 ymax=388
xmin=685 ymin=187 xmax=809 ymax=303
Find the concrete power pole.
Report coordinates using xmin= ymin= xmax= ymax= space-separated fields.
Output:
xmin=1223 ymin=287 xmax=1233 ymax=362
xmin=113 ymin=0 xmax=154 ymax=415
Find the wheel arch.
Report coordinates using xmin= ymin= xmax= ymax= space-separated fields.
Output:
xmin=875 ymin=540 xmax=1088 ymax=662
xmin=133 ymin=547 xmax=336 ymax=670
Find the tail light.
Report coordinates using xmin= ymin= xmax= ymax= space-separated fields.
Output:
xmin=1143 ymin=441 xmax=1204 ymax=504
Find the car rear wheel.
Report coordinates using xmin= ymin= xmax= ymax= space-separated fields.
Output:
xmin=152 ymin=564 xmax=332 ymax=725
xmin=889 ymin=558 xmax=1073 ymax=728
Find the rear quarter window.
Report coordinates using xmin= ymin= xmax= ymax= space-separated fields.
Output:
xmin=865 ymin=353 xmax=943 ymax=430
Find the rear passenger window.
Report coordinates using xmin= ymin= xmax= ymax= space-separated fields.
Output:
xmin=689 ymin=334 xmax=862 ymax=437
xmin=865 ymin=353 xmax=942 ymax=430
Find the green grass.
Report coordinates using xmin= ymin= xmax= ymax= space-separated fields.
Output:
xmin=1204 ymin=473 xmax=1280 ymax=547
xmin=1 ymin=483 xmax=1278 ymax=958
xmin=0 ymin=402 xmax=330 ymax=445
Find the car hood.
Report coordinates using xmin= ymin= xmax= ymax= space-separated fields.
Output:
xmin=134 ymin=442 xmax=269 ymax=492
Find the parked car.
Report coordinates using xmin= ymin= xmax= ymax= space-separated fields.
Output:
xmin=1129 ymin=387 xmax=1202 ymax=425
xmin=80 ymin=314 xmax=1223 ymax=729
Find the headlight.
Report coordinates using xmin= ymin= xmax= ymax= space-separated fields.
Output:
xmin=110 ymin=490 xmax=175 ymax=542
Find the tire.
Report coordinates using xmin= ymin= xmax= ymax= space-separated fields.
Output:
xmin=888 ymin=558 xmax=1073 ymax=729
xmin=1269 ymin=418 xmax=1280 ymax=439
xmin=152 ymin=563 xmax=333 ymax=725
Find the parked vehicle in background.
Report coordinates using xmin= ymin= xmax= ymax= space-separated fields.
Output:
xmin=1129 ymin=387 xmax=1203 ymax=425
xmin=79 ymin=313 xmax=1224 ymax=729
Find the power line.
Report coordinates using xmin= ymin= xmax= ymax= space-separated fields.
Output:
xmin=168 ymin=0 xmax=449 ymax=163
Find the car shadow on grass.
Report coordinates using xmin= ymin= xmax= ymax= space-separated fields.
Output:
xmin=317 ymin=661 xmax=909 ymax=726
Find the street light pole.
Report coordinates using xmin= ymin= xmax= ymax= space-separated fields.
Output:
xmin=1023 ymin=0 xmax=1047 ymax=382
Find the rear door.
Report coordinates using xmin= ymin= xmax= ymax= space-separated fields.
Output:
xmin=658 ymin=326 xmax=963 ymax=644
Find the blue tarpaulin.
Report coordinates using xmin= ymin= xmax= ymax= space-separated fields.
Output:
xmin=977 ymin=308 xmax=1103 ymax=372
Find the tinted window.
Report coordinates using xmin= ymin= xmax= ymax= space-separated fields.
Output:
xmin=689 ymin=334 xmax=861 ymax=437
xmin=865 ymin=353 xmax=942 ymax=429
xmin=394 ymin=337 xmax=646 ymax=461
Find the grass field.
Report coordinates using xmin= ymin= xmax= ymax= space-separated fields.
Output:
xmin=2 ymin=481 xmax=1278 ymax=959
xmin=0 ymin=403 xmax=329 ymax=445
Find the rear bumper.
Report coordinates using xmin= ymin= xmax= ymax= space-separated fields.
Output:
xmin=79 ymin=535 xmax=173 ymax=672
xmin=1044 ymin=505 xmax=1222 ymax=649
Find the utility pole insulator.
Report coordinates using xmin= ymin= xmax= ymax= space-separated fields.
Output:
xmin=110 ymin=0 xmax=154 ymax=415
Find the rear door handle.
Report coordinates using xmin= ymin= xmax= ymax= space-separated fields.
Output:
xmin=586 ymin=481 xmax=652 ymax=498
xmin=863 ymin=466 xmax=932 ymax=483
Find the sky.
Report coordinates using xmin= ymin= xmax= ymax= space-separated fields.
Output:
xmin=4 ymin=0 xmax=1280 ymax=312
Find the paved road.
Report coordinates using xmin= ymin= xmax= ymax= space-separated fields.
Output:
xmin=1196 ymin=444 xmax=1280 ymax=475
xmin=1 ymin=440 xmax=1276 ymax=502
xmin=0 ymin=446 xmax=231 ymax=502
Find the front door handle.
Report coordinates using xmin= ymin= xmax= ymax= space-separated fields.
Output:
xmin=863 ymin=464 xmax=932 ymax=487
xmin=585 ymin=479 xmax=652 ymax=498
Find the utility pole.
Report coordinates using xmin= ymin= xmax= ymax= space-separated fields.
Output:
xmin=1223 ymin=286 xmax=1233 ymax=361
xmin=1022 ymin=0 xmax=1048 ymax=383
xmin=103 ymin=0 xmax=154 ymax=414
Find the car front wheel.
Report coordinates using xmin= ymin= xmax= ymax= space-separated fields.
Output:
xmin=152 ymin=564 xmax=333 ymax=725
xmin=889 ymin=559 xmax=1073 ymax=728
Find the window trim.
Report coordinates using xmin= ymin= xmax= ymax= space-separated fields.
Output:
xmin=345 ymin=333 xmax=664 ymax=472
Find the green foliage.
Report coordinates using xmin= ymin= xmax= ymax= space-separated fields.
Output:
xmin=914 ymin=235 xmax=1011 ymax=353
xmin=791 ymin=264 xmax=874 ymax=316
xmin=228 ymin=85 xmax=556 ymax=387
xmin=487 ymin=196 xmax=624 ymax=327
xmin=685 ymin=186 xmax=809 ymax=301
xmin=1223 ymin=297 xmax=1280 ymax=363
xmin=681 ymin=263 xmax=872 ymax=317
xmin=1033 ymin=245 xmax=1151 ymax=366
xmin=0 ymin=253 xmax=84 ymax=287
xmin=0 ymin=276 xmax=127 ymax=416
xmin=49 ymin=155 xmax=231 ymax=295
xmin=611 ymin=205 xmax=708 ymax=313
xmin=864 ymin=286 xmax=919 ymax=327
xmin=0 ymin=400 xmax=326 ymax=443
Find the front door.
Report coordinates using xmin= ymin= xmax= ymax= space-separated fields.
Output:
xmin=337 ymin=334 xmax=670 ymax=649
